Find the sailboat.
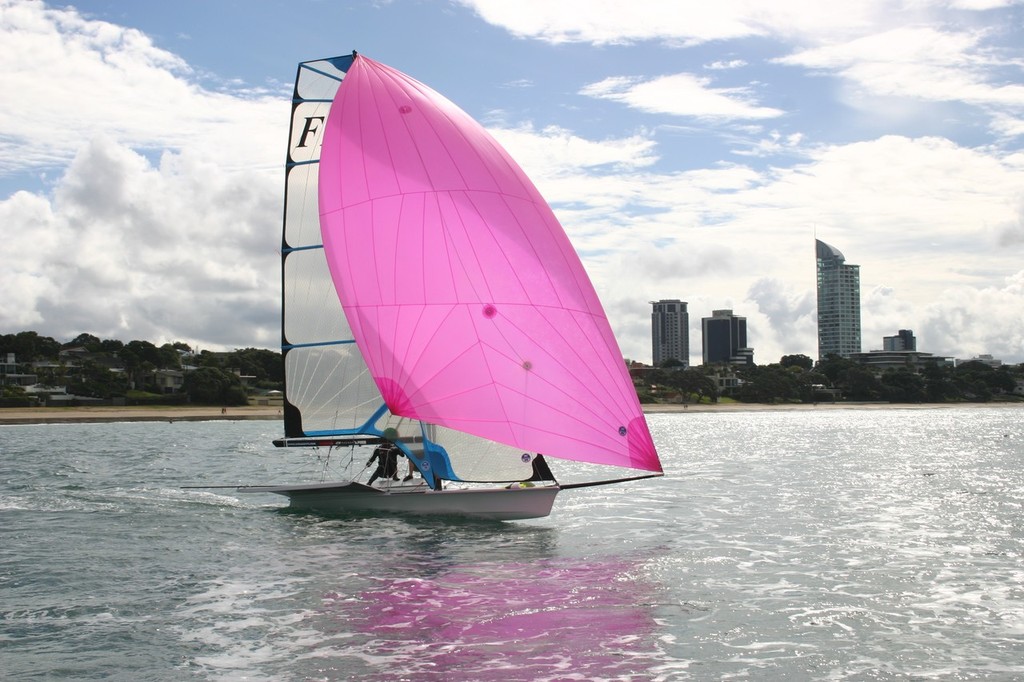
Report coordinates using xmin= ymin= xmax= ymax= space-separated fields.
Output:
xmin=239 ymin=52 xmax=662 ymax=520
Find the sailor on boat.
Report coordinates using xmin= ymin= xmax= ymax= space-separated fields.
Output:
xmin=366 ymin=429 xmax=402 ymax=486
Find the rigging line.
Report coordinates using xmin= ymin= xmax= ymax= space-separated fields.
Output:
xmin=282 ymin=244 xmax=324 ymax=253
xmin=283 ymin=339 xmax=356 ymax=350
xmin=558 ymin=473 xmax=664 ymax=490
xmin=298 ymin=62 xmax=347 ymax=84
xmin=182 ymin=485 xmax=253 ymax=489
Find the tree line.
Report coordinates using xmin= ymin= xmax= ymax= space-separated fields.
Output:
xmin=1 ymin=331 xmax=283 ymax=406
xmin=6 ymin=330 xmax=1022 ymax=408
xmin=637 ymin=353 xmax=1024 ymax=405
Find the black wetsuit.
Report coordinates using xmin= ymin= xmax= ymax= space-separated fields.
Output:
xmin=367 ymin=443 xmax=400 ymax=485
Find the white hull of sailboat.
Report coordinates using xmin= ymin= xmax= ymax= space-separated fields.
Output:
xmin=242 ymin=481 xmax=560 ymax=521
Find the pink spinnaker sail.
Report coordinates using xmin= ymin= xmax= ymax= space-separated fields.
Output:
xmin=318 ymin=55 xmax=660 ymax=473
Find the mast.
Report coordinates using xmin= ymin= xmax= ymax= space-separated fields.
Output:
xmin=281 ymin=54 xmax=357 ymax=438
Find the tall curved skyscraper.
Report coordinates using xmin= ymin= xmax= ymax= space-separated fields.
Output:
xmin=816 ymin=240 xmax=861 ymax=361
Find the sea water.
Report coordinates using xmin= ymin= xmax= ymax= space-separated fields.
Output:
xmin=2 ymin=407 xmax=1023 ymax=681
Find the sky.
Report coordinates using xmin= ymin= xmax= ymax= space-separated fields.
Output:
xmin=2 ymin=0 xmax=1023 ymax=366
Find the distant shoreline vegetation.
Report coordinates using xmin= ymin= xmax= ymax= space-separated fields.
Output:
xmin=2 ymin=331 xmax=1022 ymax=409
xmin=633 ymin=354 xmax=1024 ymax=406
xmin=1 ymin=331 xmax=281 ymax=408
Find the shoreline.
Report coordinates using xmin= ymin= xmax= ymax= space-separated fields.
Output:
xmin=0 ymin=401 xmax=1019 ymax=425
xmin=0 ymin=405 xmax=283 ymax=425
xmin=641 ymin=401 xmax=1023 ymax=414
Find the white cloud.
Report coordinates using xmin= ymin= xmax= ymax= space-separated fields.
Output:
xmin=918 ymin=271 xmax=1024 ymax=360
xmin=455 ymin=0 xmax=904 ymax=45
xmin=580 ymin=73 xmax=784 ymax=121
xmin=455 ymin=0 xmax=762 ymax=45
xmin=733 ymin=130 xmax=805 ymax=157
xmin=991 ymin=113 xmax=1024 ymax=138
xmin=489 ymin=123 xmax=659 ymax=174
xmin=747 ymin=278 xmax=816 ymax=342
xmin=777 ymin=27 xmax=1024 ymax=112
xmin=948 ymin=0 xmax=1022 ymax=9
xmin=994 ymin=197 xmax=1024 ymax=245
xmin=0 ymin=0 xmax=285 ymax=178
xmin=706 ymin=60 xmax=748 ymax=70
xmin=1 ymin=137 xmax=280 ymax=349
xmin=0 ymin=191 xmax=60 ymax=327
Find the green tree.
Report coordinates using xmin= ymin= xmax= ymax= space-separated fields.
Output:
xmin=194 ymin=350 xmax=224 ymax=369
xmin=795 ymin=369 xmax=830 ymax=402
xmin=921 ymin=362 xmax=954 ymax=402
xmin=844 ymin=366 xmax=883 ymax=401
xmin=76 ymin=359 xmax=129 ymax=399
xmin=225 ymin=347 xmax=284 ymax=385
xmin=121 ymin=340 xmax=161 ymax=368
xmin=664 ymin=369 xmax=718 ymax=403
xmin=1 ymin=384 xmax=26 ymax=398
xmin=99 ymin=338 xmax=124 ymax=354
xmin=66 ymin=333 xmax=102 ymax=351
xmin=158 ymin=344 xmax=183 ymax=369
xmin=182 ymin=367 xmax=248 ymax=405
xmin=0 ymin=331 xmax=61 ymax=361
xmin=991 ymin=366 xmax=1018 ymax=394
xmin=734 ymin=364 xmax=801 ymax=403
xmin=880 ymin=369 xmax=926 ymax=402
xmin=953 ymin=361 xmax=1016 ymax=400
xmin=815 ymin=354 xmax=857 ymax=385
xmin=780 ymin=354 xmax=814 ymax=370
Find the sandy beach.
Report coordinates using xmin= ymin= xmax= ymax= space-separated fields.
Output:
xmin=0 ymin=400 xmax=1019 ymax=425
xmin=0 ymin=405 xmax=284 ymax=425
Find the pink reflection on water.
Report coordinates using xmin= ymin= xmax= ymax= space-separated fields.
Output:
xmin=324 ymin=557 xmax=661 ymax=680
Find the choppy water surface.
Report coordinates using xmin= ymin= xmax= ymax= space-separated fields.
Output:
xmin=2 ymin=407 xmax=1023 ymax=680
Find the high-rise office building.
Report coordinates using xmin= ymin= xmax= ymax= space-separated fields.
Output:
xmin=702 ymin=309 xmax=753 ymax=365
xmin=651 ymin=299 xmax=689 ymax=367
xmin=883 ymin=329 xmax=916 ymax=351
xmin=815 ymin=239 xmax=861 ymax=360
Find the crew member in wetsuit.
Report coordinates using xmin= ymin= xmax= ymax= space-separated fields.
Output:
xmin=367 ymin=439 xmax=401 ymax=486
